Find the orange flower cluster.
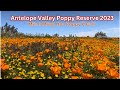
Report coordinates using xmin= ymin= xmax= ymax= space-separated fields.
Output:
xmin=38 ymin=63 xmax=44 ymax=67
xmin=82 ymin=73 xmax=93 ymax=79
xmin=1 ymin=37 xmax=119 ymax=79
xmin=1 ymin=59 xmax=9 ymax=71
xmin=50 ymin=66 xmax=62 ymax=75
xmin=106 ymin=68 xmax=119 ymax=78
xmin=45 ymin=49 xmax=50 ymax=53
xmin=20 ymin=55 xmax=27 ymax=61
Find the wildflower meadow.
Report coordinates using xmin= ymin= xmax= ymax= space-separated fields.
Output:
xmin=1 ymin=36 xmax=119 ymax=79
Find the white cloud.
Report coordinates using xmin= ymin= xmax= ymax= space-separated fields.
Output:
xmin=74 ymin=28 xmax=120 ymax=37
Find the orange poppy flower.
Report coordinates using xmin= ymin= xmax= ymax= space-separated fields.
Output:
xmin=45 ymin=49 xmax=50 ymax=53
xmin=78 ymin=62 xmax=83 ymax=67
xmin=103 ymin=57 xmax=109 ymax=64
xmin=37 ymin=57 xmax=42 ymax=62
xmin=71 ymin=76 xmax=79 ymax=79
xmin=1 ymin=59 xmax=5 ymax=63
xmin=58 ymin=54 xmax=62 ymax=59
xmin=64 ymin=63 xmax=71 ymax=69
xmin=76 ymin=68 xmax=82 ymax=74
xmin=1 ymin=59 xmax=5 ymax=66
xmin=50 ymin=66 xmax=61 ymax=75
xmin=63 ymin=59 xmax=68 ymax=63
xmin=72 ymin=68 xmax=77 ymax=74
xmin=73 ymin=56 xmax=78 ymax=61
xmin=107 ymin=68 xmax=119 ymax=78
xmin=20 ymin=55 xmax=26 ymax=61
xmin=26 ymin=60 xmax=31 ymax=63
xmin=1 ymin=64 xmax=9 ymax=70
xmin=65 ymin=47 xmax=68 ymax=50
xmin=36 ymin=52 xmax=43 ymax=56
xmin=38 ymin=63 xmax=44 ymax=67
xmin=52 ymin=62 xmax=58 ymax=67
xmin=97 ymin=63 xmax=107 ymax=71
xmin=82 ymin=73 xmax=93 ymax=79
xmin=30 ymin=56 xmax=35 ymax=60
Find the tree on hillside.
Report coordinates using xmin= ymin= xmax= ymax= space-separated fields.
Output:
xmin=53 ymin=33 xmax=59 ymax=37
xmin=1 ymin=26 xmax=4 ymax=33
xmin=4 ymin=22 xmax=8 ymax=28
xmin=3 ymin=23 xmax=18 ymax=33
xmin=11 ymin=25 xmax=15 ymax=33
xmin=95 ymin=31 xmax=107 ymax=38
xmin=1 ymin=22 xmax=19 ymax=37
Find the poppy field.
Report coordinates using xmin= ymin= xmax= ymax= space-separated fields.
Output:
xmin=1 ymin=37 xmax=119 ymax=79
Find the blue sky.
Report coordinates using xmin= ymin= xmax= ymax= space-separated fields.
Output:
xmin=1 ymin=11 xmax=119 ymax=37
xmin=0 ymin=11 xmax=1 ymax=26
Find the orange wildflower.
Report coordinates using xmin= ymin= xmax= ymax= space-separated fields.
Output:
xmin=1 ymin=64 xmax=9 ymax=70
xmin=1 ymin=59 xmax=5 ymax=63
xmin=1 ymin=59 xmax=5 ymax=66
xmin=26 ymin=60 xmax=31 ymax=63
xmin=76 ymin=68 xmax=82 ymax=74
xmin=65 ymin=47 xmax=68 ymax=50
xmin=78 ymin=62 xmax=83 ymax=67
xmin=74 ymin=64 xmax=79 ymax=69
xmin=30 ymin=56 xmax=35 ymax=60
xmin=64 ymin=63 xmax=71 ymax=69
xmin=36 ymin=52 xmax=43 ymax=56
xmin=52 ymin=62 xmax=58 ymax=67
xmin=103 ymin=57 xmax=109 ymax=64
xmin=97 ymin=63 xmax=107 ymax=71
xmin=73 ymin=56 xmax=78 ymax=61
xmin=11 ymin=53 xmax=16 ymax=58
xmin=82 ymin=55 xmax=87 ymax=60
xmin=37 ymin=57 xmax=42 ymax=62
xmin=45 ymin=49 xmax=50 ymax=53
xmin=47 ymin=59 xmax=52 ymax=63
xmin=50 ymin=66 xmax=61 ymax=75
xmin=63 ymin=59 xmax=68 ymax=63
xmin=58 ymin=54 xmax=62 ymax=59
xmin=107 ymin=68 xmax=119 ymax=78
xmin=72 ymin=68 xmax=77 ymax=74
xmin=82 ymin=73 xmax=93 ymax=79
xmin=38 ymin=63 xmax=44 ymax=67
xmin=20 ymin=55 xmax=26 ymax=61
xmin=71 ymin=76 xmax=79 ymax=79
